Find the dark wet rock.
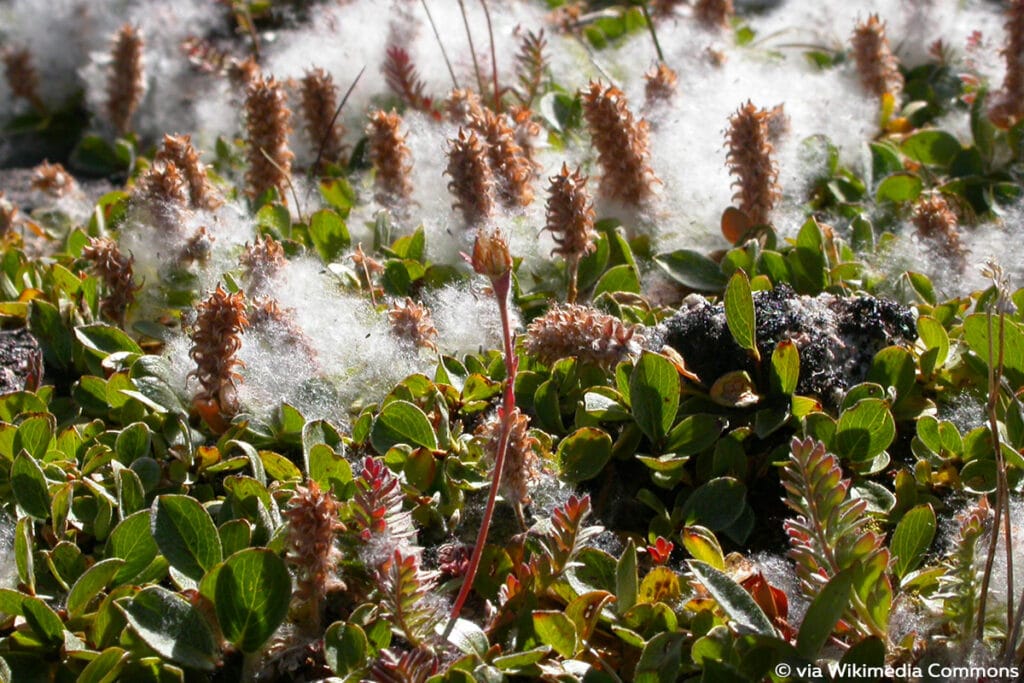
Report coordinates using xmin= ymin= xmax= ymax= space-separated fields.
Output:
xmin=650 ymin=284 xmax=917 ymax=409
xmin=0 ymin=327 xmax=43 ymax=394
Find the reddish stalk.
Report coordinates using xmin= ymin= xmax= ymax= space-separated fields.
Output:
xmin=448 ymin=231 xmax=516 ymax=623
xmin=478 ymin=0 xmax=501 ymax=112
xmin=457 ymin=0 xmax=485 ymax=98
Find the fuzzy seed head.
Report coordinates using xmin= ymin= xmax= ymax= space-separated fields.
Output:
xmin=249 ymin=297 xmax=319 ymax=362
xmin=475 ymin=407 xmax=540 ymax=511
xmin=366 ymin=109 xmax=413 ymax=205
xmin=3 ymin=48 xmax=44 ymax=112
xmin=472 ymin=108 xmax=534 ymax=208
xmin=991 ymin=1 xmax=1024 ymax=127
xmin=582 ymin=81 xmax=658 ymax=205
xmin=284 ymin=481 xmax=345 ymax=628
xmin=470 ymin=228 xmax=512 ymax=282
xmin=133 ymin=161 xmax=188 ymax=232
xmin=31 ymin=162 xmax=76 ymax=199
xmin=644 ymin=63 xmax=679 ymax=104
xmin=301 ymin=68 xmax=346 ymax=172
xmin=524 ymin=304 xmax=644 ymax=370
xmin=545 ymin=164 xmax=596 ymax=268
xmin=106 ymin=23 xmax=145 ymax=137
xmin=388 ymin=297 xmax=438 ymax=352
xmin=245 ymin=76 xmax=294 ymax=204
xmin=851 ymin=14 xmax=904 ymax=98
xmin=154 ymin=134 xmax=221 ymax=210
xmin=508 ymin=105 xmax=542 ymax=167
xmin=188 ymin=284 xmax=249 ymax=415
xmin=82 ymin=236 xmax=138 ymax=326
xmin=446 ymin=89 xmax=485 ymax=127
xmin=446 ymin=128 xmax=494 ymax=226
xmin=694 ymin=0 xmax=734 ymax=29
xmin=180 ymin=227 xmax=215 ymax=264
xmin=913 ymin=195 xmax=966 ymax=264
xmin=726 ymin=101 xmax=780 ymax=227
xmin=239 ymin=235 xmax=286 ymax=294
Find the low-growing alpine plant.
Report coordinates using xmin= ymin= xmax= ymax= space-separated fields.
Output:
xmin=4 ymin=0 xmax=1024 ymax=681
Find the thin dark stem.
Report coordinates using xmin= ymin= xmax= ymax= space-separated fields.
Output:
xmin=638 ymin=2 xmax=665 ymax=63
xmin=311 ymin=65 xmax=365 ymax=177
xmin=457 ymin=0 xmax=486 ymax=98
xmin=478 ymin=0 xmax=500 ymax=112
xmin=567 ymin=257 xmax=580 ymax=305
xmin=448 ymin=272 xmax=516 ymax=623
xmin=420 ymin=0 xmax=459 ymax=90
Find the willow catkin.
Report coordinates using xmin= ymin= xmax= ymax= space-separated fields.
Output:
xmin=154 ymin=134 xmax=221 ymax=210
xmin=913 ymin=195 xmax=966 ymax=265
xmin=850 ymin=14 xmax=903 ymax=99
xmin=245 ymin=76 xmax=294 ymax=204
xmin=644 ymin=63 xmax=679 ymax=105
xmin=472 ymin=108 xmax=534 ymax=208
xmin=82 ymin=237 xmax=138 ymax=326
xmin=388 ymin=297 xmax=438 ymax=352
xmin=545 ymin=164 xmax=595 ymax=302
xmin=446 ymin=128 xmax=494 ymax=226
xmin=366 ymin=109 xmax=413 ymax=205
xmin=300 ymin=68 xmax=346 ymax=172
xmin=106 ymin=23 xmax=145 ymax=136
xmin=3 ymin=48 xmax=45 ymax=113
xmin=991 ymin=0 xmax=1024 ymax=127
xmin=31 ymin=162 xmax=77 ymax=198
xmin=188 ymin=284 xmax=249 ymax=416
xmin=725 ymin=101 xmax=780 ymax=227
xmin=582 ymin=81 xmax=658 ymax=205
xmin=694 ymin=0 xmax=734 ymax=29
xmin=524 ymin=304 xmax=644 ymax=370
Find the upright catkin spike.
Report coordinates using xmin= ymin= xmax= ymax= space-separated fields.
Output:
xmin=239 ymin=234 xmax=286 ymax=295
xmin=154 ymin=134 xmax=221 ymax=210
xmin=106 ymin=23 xmax=145 ymax=137
xmin=3 ymin=48 xmax=45 ymax=113
xmin=445 ymin=88 xmax=485 ymax=127
xmin=524 ymin=304 xmax=644 ymax=370
xmin=188 ymin=284 xmax=249 ymax=418
xmin=694 ymin=0 xmax=734 ymax=29
xmin=545 ymin=164 xmax=596 ymax=303
xmin=990 ymin=0 xmax=1024 ymax=127
xmin=472 ymin=109 xmax=534 ymax=207
xmin=133 ymin=161 xmax=188 ymax=232
xmin=475 ymin=407 xmax=539 ymax=528
xmin=82 ymin=237 xmax=139 ymax=327
xmin=300 ymin=68 xmax=346 ymax=172
xmin=725 ymin=101 xmax=780 ymax=227
xmin=446 ymin=128 xmax=494 ymax=225
xmin=284 ymin=481 xmax=345 ymax=632
xmin=245 ymin=76 xmax=294 ymax=204
xmin=508 ymin=105 xmax=541 ymax=168
xmin=581 ymin=81 xmax=658 ymax=205
xmin=644 ymin=63 xmax=679 ymax=105
xmin=913 ymin=195 xmax=966 ymax=266
xmin=366 ymin=109 xmax=413 ymax=205
xmin=850 ymin=14 xmax=904 ymax=99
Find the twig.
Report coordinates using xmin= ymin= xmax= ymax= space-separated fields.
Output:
xmin=259 ymin=148 xmax=305 ymax=225
xmin=457 ymin=0 xmax=486 ymax=98
xmin=311 ymin=65 xmax=366 ymax=177
xmin=638 ymin=2 xmax=665 ymax=64
xmin=478 ymin=0 xmax=500 ymax=112
xmin=420 ymin=0 xmax=459 ymax=90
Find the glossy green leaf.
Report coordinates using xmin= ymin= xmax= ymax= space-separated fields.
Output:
xmin=324 ymin=621 xmax=368 ymax=677
xmin=891 ymin=504 xmax=936 ymax=579
xmin=14 ymin=416 xmax=52 ymax=461
xmin=834 ymin=399 xmax=896 ymax=462
xmin=12 ymin=451 xmax=50 ymax=519
xmin=29 ymin=300 xmax=73 ymax=371
xmin=687 ymin=560 xmax=775 ymax=636
xmin=796 ymin=569 xmax=854 ymax=659
xmin=308 ymin=209 xmax=350 ymax=262
xmin=114 ymin=422 xmax=150 ymax=463
xmin=917 ymin=316 xmax=949 ymax=371
xmin=724 ymin=270 xmax=759 ymax=361
xmin=900 ymin=129 xmax=961 ymax=167
xmin=308 ymin=444 xmax=353 ymax=493
xmin=76 ymin=647 xmax=127 ymax=683
xmin=875 ymin=173 xmax=922 ymax=203
xmin=74 ymin=324 xmax=142 ymax=358
xmin=664 ymin=414 xmax=727 ymax=455
xmin=370 ymin=400 xmax=437 ymax=452
xmin=22 ymin=596 xmax=64 ymax=644
xmin=150 ymin=495 xmax=223 ymax=584
xmin=962 ymin=314 xmax=1024 ymax=387
xmin=654 ymin=249 xmax=727 ymax=291
xmin=681 ymin=526 xmax=725 ymax=570
xmin=867 ymin=347 xmax=916 ymax=400
xmin=557 ymin=427 xmax=612 ymax=483
xmin=108 ymin=510 xmax=160 ymax=585
xmin=680 ymin=477 xmax=747 ymax=530
xmin=615 ymin=539 xmax=638 ymax=615
xmin=213 ymin=548 xmax=291 ymax=652
xmin=906 ymin=271 xmax=936 ymax=306
xmin=532 ymin=611 xmax=578 ymax=658
xmin=117 ymin=586 xmax=218 ymax=671
xmin=634 ymin=631 xmax=685 ymax=683
xmin=15 ymin=516 xmax=33 ymax=591
xmin=629 ymin=352 xmax=679 ymax=445
xmin=594 ymin=264 xmax=641 ymax=296
xmin=67 ymin=558 xmax=125 ymax=618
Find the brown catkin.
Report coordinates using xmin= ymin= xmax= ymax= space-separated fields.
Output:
xmin=472 ymin=109 xmax=534 ymax=208
xmin=582 ymin=81 xmax=658 ymax=205
xmin=694 ymin=0 xmax=734 ymax=29
xmin=106 ymin=23 xmax=145 ymax=137
xmin=0 ymin=193 xmax=19 ymax=237
xmin=284 ymin=481 xmax=345 ymax=631
xmin=524 ymin=304 xmax=644 ymax=370
xmin=188 ymin=284 xmax=249 ymax=416
xmin=446 ymin=128 xmax=494 ymax=226
xmin=133 ymin=161 xmax=188 ymax=231
xmin=82 ymin=236 xmax=138 ymax=326
xmin=725 ymin=101 xmax=780 ymax=227
xmin=154 ymin=134 xmax=221 ymax=210
xmin=366 ymin=109 xmax=413 ymax=205
xmin=850 ymin=14 xmax=904 ymax=99
xmin=545 ymin=164 xmax=595 ymax=302
xmin=31 ymin=161 xmax=77 ymax=199
xmin=644 ymin=63 xmax=679 ymax=105
xmin=475 ymin=407 xmax=539 ymax=524
xmin=245 ymin=76 xmax=294 ymax=204
xmin=388 ymin=297 xmax=439 ymax=352
xmin=239 ymin=235 xmax=286 ymax=294
xmin=300 ymin=68 xmax=346 ymax=172
xmin=913 ymin=195 xmax=966 ymax=264
xmin=3 ymin=48 xmax=45 ymax=113
xmin=990 ymin=1 xmax=1024 ymax=127
xmin=509 ymin=105 xmax=542 ymax=168
xmin=249 ymin=297 xmax=318 ymax=362
xmin=446 ymin=88 xmax=485 ymax=127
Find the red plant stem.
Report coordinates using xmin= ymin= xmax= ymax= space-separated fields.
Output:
xmin=449 ymin=271 xmax=516 ymax=622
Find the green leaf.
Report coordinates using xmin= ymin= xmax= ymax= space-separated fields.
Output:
xmin=906 ymin=271 xmax=936 ymax=306
xmin=114 ymin=423 xmax=150 ymax=463
xmin=117 ymin=586 xmax=218 ymax=671
xmin=213 ymin=548 xmax=291 ymax=652
xmin=308 ymin=209 xmax=350 ymax=262
xmin=629 ymin=352 xmax=679 ymax=446
xmin=875 ymin=173 xmax=922 ymax=203
xmin=74 ymin=324 xmax=142 ymax=358
xmin=770 ymin=340 xmax=799 ymax=395
xmin=441 ymin=618 xmax=489 ymax=657
xmin=370 ymin=400 xmax=438 ymax=452
xmin=15 ymin=517 xmax=33 ymax=591
xmin=687 ymin=560 xmax=775 ymax=636
xmin=654 ymin=250 xmax=727 ymax=291
xmin=615 ymin=539 xmax=638 ymax=615
xmin=76 ymin=647 xmax=127 ymax=683
xmin=108 ymin=510 xmax=160 ymax=585
xmin=532 ymin=611 xmax=578 ymax=658
xmin=29 ymin=300 xmax=73 ymax=371
xmin=681 ymin=478 xmax=747 ymax=531
xmin=900 ymin=129 xmax=962 ymax=167
xmin=319 ymin=177 xmax=356 ymax=216
xmin=917 ymin=316 xmax=949 ymax=372
xmin=834 ymin=399 xmax=896 ymax=462
xmin=891 ymin=504 xmax=936 ymax=579
xmin=836 ymin=637 xmax=885 ymax=683
xmin=724 ymin=270 xmax=759 ymax=361
xmin=634 ymin=631 xmax=685 ymax=683
xmin=796 ymin=569 xmax=854 ymax=659
xmin=663 ymin=414 xmax=727 ymax=455
xmin=22 ymin=596 xmax=64 ymax=644
xmin=867 ymin=347 xmax=916 ymax=400
xmin=681 ymin=526 xmax=725 ymax=570
xmin=12 ymin=451 xmax=50 ymax=519
xmin=324 ymin=621 xmax=368 ymax=677
xmin=308 ymin=444 xmax=353 ymax=493
xmin=150 ymin=495 xmax=223 ymax=584
xmin=557 ymin=427 xmax=612 ymax=483
xmin=594 ymin=264 xmax=640 ymax=296
xmin=67 ymin=558 xmax=125 ymax=617
xmin=15 ymin=415 xmax=53 ymax=461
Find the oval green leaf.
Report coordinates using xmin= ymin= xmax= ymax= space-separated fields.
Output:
xmin=557 ymin=427 xmax=612 ymax=483
xmin=370 ymin=400 xmax=438 ymax=453
xmin=891 ymin=504 xmax=937 ymax=580
xmin=680 ymin=477 xmax=747 ymax=531
xmin=150 ymin=495 xmax=223 ymax=584
xmin=629 ymin=352 xmax=679 ymax=446
xmin=770 ymin=340 xmax=800 ymax=395
xmin=532 ymin=611 xmax=578 ymax=658
xmin=834 ymin=399 xmax=896 ymax=462
xmin=12 ymin=451 xmax=50 ymax=520
xmin=654 ymin=249 xmax=728 ymax=291
xmin=875 ymin=173 xmax=922 ymax=203
xmin=117 ymin=586 xmax=218 ymax=671
xmin=687 ymin=560 xmax=775 ymax=636
xmin=108 ymin=510 xmax=159 ymax=585
xmin=724 ymin=270 xmax=758 ymax=360
xmin=214 ymin=548 xmax=291 ymax=653
xmin=67 ymin=558 xmax=125 ymax=618
xmin=796 ymin=568 xmax=854 ymax=659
